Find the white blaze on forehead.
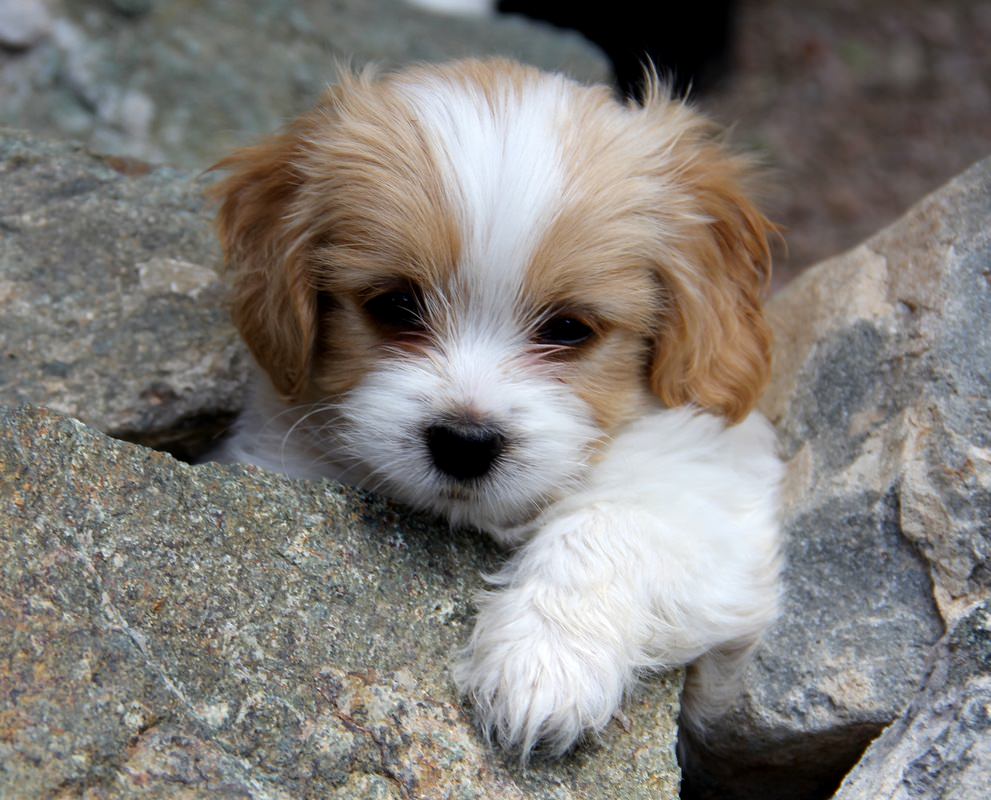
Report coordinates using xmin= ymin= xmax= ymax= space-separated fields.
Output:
xmin=395 ymin=73 xmax=568 ymax=318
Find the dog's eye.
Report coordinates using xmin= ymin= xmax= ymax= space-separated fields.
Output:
xmin=534 ymin=315 xmax=595 ymax=347
xmin=363 ymin=288 xmax=424 ymax=332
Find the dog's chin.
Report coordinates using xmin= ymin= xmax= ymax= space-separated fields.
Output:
xmin=367 ymin=467 xmax=559 ymax=541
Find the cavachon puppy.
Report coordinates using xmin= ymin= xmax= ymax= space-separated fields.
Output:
xmin=206 ymin=58 xmax=782 ymax=758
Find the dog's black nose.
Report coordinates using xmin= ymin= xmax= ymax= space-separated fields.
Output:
xmin=426 ymin=422 xmax=505 ymax=481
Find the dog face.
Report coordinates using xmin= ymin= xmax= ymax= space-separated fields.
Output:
xmin=211 ymin=59 xmax=773 ymax=534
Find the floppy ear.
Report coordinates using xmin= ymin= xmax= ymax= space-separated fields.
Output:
xmin=643 ymin=100 xmax=775 ymax=423
xmin=208 ymin=120 xmax=320 ymax=402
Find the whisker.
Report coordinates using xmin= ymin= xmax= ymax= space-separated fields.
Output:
xmin=255 ymin=399 xmax=346 ymax=475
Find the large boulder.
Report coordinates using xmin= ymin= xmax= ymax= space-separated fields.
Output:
xmin=685 ymin=157 xmax=991 ymax=799
xmin=0 ymin=128 xmax=244 ymax=460
xmin=0 ymin=0 xmax=610 ymax=169
xmin=833 ymin=599 xmax=991 ymax=800
xmin=0 ymin=404 xmax=683 ymax=798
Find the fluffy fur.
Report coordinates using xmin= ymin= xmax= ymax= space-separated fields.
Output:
xmin=207 ymin=59 xmax=782 ymax=758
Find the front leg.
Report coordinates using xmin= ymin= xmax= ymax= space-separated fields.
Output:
xmin=455 ymin=411 xmax=782 ymax=757
xmin=456 ymin=491 xmax=778 ymax=755
xmin=454 ymin=506 xmax=643 ymax=758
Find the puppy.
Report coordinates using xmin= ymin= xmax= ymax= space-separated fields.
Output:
xmin=207 ymin=59 xmax=782 ymax=758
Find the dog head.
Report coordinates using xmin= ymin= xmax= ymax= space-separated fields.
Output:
xmin=211 ymin=59 xmax=774 ymax=535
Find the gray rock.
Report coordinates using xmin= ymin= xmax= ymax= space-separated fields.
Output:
xmin=768 ymin=156 xmax=991 ymax=620
xmin=0 ymin=127 xmax=247 ymax=459
xmin=0 ymin=0 xmax=610 ymax=169
xmin=0 ymin=404 xmax=683 ymax=798
xmin=0 ymin=0 xmax=52 ymax=50
xmin=686 ymin=159 xmax=991 ymax=798
xmin=833 ymin=599 xmax=991 ymax=800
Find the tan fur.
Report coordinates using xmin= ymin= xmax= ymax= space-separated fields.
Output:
xmin=210 ymin=123 xmax=317 ymax=401
xmin=521 ymin=71 xmax=774 ymax=426
xmin=512 ymin=67 xmax=774 ymax=430
xmin=210 ymin=69 xmax=461 ymax=402
xmin=637 ymin=86 xmax=775 ymax=423
xmin=212 ymin=59 xmax=773 ymax=424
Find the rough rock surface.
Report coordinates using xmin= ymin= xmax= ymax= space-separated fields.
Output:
xmin=685 ymin=158 xmax=991 ymax=799
xmin=0 ymin=404 xmax=683 ymax=799
xmin=0 ymin=0 xmax=609 ymax=169
xmin=0 ymin=128 xmax=246 ymax=460
xmin=833 ymin=599 xmax=991 ymax=800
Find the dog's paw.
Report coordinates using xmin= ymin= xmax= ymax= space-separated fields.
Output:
xmin=454 ymin=590 xmax=629 ymax=758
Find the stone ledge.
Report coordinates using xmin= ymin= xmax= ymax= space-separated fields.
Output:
xmin=0 ymin=404 xmax=683 ymax=799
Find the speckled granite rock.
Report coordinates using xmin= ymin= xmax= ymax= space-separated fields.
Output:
xmin=0 ymin=0 xmax=609 ymax=169
xmin=0 ymin=404 xmax=683 ymax=799
xmin=685 ymin=157 xmax=991 ymax=799
xmin=0 ymin=128 xmax=247 ymax=460
xmin=833 ymin=599 xmax=991 ymax=800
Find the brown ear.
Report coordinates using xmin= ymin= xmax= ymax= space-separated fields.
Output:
xmin=645 ymin=108 xmax=775 ymax=423
xmin=208 ymin=123 xmax=318 ymax=402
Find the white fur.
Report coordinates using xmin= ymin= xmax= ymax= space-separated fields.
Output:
xmin=395 ymin=72 xmax=568 ymax=315
xmin=457 ymin=409 xmax=781 ymax=754
xmin=210 ymin=65 xmax=783 ymax=759
xmin=335 ymin=338 xmax=600 ymax=532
